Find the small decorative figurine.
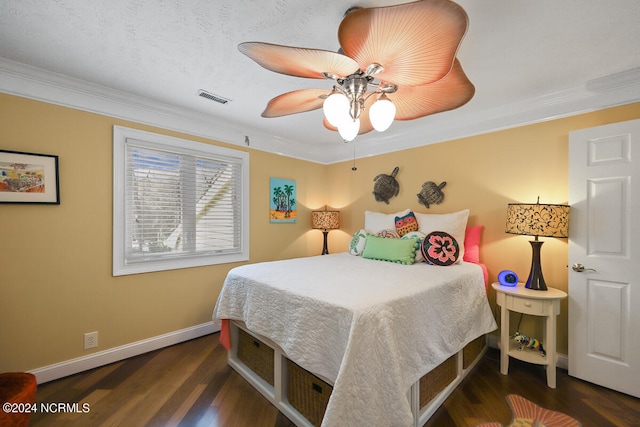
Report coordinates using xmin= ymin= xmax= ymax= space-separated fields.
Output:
xmin=373 ymin=166 xmax=400 ymax=204
xmin=512 ymin=331 xmax=546 ymax=357
xmin=417 ymin=181 xmax=446 ymax=208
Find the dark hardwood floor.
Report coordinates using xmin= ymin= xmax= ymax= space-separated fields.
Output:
xmin=29 ymin=333 xmax=639 ymax=427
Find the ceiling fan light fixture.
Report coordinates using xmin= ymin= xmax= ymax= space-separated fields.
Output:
xmin=238 ymin=0 xmax=474 ymax=142
xmin=338 ymin=117 xmax=360 ymax=142
xmin=323 ymin=92 xmax=350 ymax=127
xmin=379 ymin=83 xmax=398 ymax=94
xmin=369 ymin=94 xmax=396 ymax=132
xmin=365 ymin=63 xmax=384 ymax=77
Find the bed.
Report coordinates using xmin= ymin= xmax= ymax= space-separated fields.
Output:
xmin=213 ymin=209 xmax=497 ymax=427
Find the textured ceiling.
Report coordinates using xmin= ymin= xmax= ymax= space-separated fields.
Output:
xmin=1 ymin=0 xmax=639 ymax=163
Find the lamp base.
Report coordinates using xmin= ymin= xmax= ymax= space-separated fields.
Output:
xmin=321 ymin=231 xmax=329 ymax=255
xmin=525 ymin=240 xmax=547 ymax=291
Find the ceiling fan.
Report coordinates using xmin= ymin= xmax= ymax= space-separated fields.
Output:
xmin=238 ymin=0 xmax=475 ymax=142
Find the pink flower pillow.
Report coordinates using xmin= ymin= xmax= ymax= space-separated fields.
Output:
xmin=421 ymin=231 xmax=460 ymax=266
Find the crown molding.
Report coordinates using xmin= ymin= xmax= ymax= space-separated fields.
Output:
xmin=0 ymin=58 xmax=323 ymax=163
xmin=325 ymin=69 xmax=640 ymax=164
xmin=2 ymin=58 xmax=639 ymax=165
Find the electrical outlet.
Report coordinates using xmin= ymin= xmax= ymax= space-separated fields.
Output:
xmin=84 ymin=331 xmax=98 ymax=350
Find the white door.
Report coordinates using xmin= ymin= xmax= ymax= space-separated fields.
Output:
xmin=568 ymin=118 xmax=640 ymax=398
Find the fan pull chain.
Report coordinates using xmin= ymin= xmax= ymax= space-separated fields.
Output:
xmin=352 ymin=142 xmax=357 ymax=171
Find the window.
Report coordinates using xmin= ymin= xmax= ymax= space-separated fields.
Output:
xmin=113 ymin=126 xmax=249 ymax=276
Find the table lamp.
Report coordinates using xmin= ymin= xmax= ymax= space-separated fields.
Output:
xmin=505 ymin=198 xmax=570 ymax=290
xmin=311 ymin=208 xmax=340 ymax=255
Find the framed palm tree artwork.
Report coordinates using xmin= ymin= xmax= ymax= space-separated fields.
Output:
xmin=270 ymin=178 xmax=296 ymax=223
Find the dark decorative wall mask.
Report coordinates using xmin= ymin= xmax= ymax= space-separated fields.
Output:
xmin=417 ymin=181 xmax=446 ymax=208
xmin=373 ymin=166 xmax=400 ymax=204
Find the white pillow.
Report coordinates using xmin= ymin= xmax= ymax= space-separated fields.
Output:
xmin=364 ymin=209 xmax=411 ymax=234
xmin=349 ymin=229 xmax=368 ymax=255
xmin=414 ymin=209 xmax=469 ymax=263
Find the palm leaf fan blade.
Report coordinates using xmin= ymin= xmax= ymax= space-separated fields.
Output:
xmin=392 ymin=59 xmax=475 ymax=120
xmin=262 ymin=89 xmax=330 ymax=118
xmin=238 ymin=42 xmax=359 ymax=79
xmin=338 ymin=0 xmax=468 ymax=86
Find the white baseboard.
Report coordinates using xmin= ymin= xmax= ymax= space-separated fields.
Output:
xmin=30 ymin=327 xmax=566 ymax=385
xmin=487 ymin=335 xmax=568 ymax=371
xmin=30 ymin=322 xmax=220 ymax=384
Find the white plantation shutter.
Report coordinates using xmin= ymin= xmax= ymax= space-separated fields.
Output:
xmin=113 ymin=127 xmax=249 ymax=275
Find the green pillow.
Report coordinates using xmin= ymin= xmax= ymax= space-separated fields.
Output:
xmin=362 ymin=235 xmax=419 ymax=265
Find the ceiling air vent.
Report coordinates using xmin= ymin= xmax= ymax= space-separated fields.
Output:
xmin=197 ymin=89 xmax=231 ymax=104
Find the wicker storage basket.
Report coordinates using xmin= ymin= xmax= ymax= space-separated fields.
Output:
xmin=463 ymin=335 xmax=485 ymax=369
xmin=419 ymin=354 xmax=457 ymax=408
xmin=237 ymin=328 xmax=274 ymax=386
xmin=287 ymin=359 xmax=333 ymax=427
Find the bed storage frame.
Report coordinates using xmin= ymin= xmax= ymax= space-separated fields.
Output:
xmin=227 ymin=320 xmax=486 ymax=427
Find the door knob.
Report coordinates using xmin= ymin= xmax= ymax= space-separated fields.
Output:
xmin=572 ymin=263 xmax=597 ymax=273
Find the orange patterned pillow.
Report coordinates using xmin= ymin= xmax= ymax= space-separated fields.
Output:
xmin=395 ymin=211 xmax=419 ymax=236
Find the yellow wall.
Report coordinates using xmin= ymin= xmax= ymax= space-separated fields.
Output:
xmin=326 ymin=102 xmax=640 ymax=354
xmin=0 ymin=93 xmax=328 ymax=372
xmin=1 ymin=91 xmax=639 ymax=373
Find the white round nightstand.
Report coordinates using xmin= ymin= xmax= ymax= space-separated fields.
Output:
xmin=491 ymin=282 xmax=567 ymax=388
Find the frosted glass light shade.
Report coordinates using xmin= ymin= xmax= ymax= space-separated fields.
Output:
xmin=338 ymin=118 xmax=360 ymax=141
xmin=369 ymin=96 xmax=396 ymax=132
xmin=323 ymin=93 xmax=350 ymax=127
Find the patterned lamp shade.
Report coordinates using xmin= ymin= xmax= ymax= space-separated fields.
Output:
xmin=311 ymin=210 xmax=340 ymax=231
xmin=505 ymin=200 xmax=570 ymax=291
xmin=312 ymin=209 xmax=339 ymax=255
xmin=505 ymin=203 xmax=570 ymax=238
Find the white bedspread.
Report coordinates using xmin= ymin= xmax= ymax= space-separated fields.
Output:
xmin=213 ymin=253 xmax=496 ymax=427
